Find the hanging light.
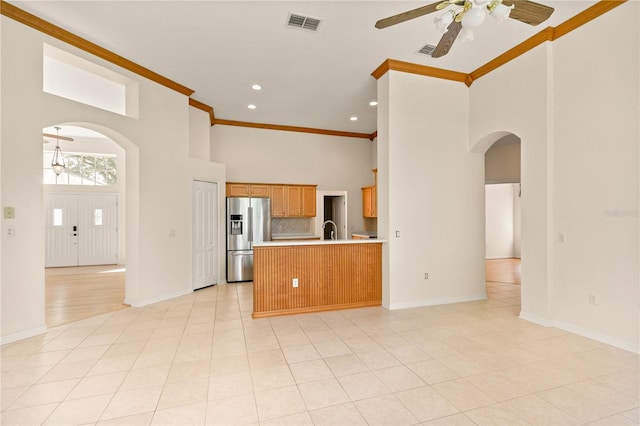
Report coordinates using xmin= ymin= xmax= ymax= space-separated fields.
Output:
xmin=51 ymin=126 xmax=66 ymax=176
xmin=434 ymin=0 xmax=514 ymax=41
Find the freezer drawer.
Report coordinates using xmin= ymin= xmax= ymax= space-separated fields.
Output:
xmin=227 ymin=250 xmax=253 ymax=282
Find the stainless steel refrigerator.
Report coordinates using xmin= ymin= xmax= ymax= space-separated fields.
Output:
xmin=226 ymin=197 xmax=271 ymax=282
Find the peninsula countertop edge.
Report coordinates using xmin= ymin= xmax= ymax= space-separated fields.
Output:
xmin=254 ymin=239 xmax=386 ymax=247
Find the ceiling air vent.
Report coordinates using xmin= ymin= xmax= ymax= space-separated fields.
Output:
xmin=418 ymin=44 xmax=437 ymax=56
xmin=287 ymin=13 xmax=321 ymax=31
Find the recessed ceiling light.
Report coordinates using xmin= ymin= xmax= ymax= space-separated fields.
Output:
xmin=369 ymin=101 xmax=378 ymax=106
xmin=251 ymin=84 xmax=262 ymax=91
xmin=350 ymin=116 xmax=358 ymax=121
xmin=248 ymin=104 xmax=257 ymax=109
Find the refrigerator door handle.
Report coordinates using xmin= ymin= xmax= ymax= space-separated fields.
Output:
xmin=248 ymin=206 xmax=253 ymax=243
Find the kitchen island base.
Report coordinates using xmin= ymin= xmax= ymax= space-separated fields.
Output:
xmin=252 ymin=241 xmax=382 ymax=318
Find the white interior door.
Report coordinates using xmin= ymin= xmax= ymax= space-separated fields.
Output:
xmin=45 ymin=194 xmax=118 ymax=267
xmin=192 ymin=180 xmax=218 ymax=290
xmin=78 ymin=195 xmax=118 ymax=266
xmin=45 ymin=194 xmax=79 ymax=267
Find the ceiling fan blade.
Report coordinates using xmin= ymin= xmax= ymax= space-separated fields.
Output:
xmin=503 ymin=0 xmax=554 ymax=26
xmin=375 ymin=1 xmax=443 ymax=29
xmin=431 ymin=20 xmax=462 ymax=58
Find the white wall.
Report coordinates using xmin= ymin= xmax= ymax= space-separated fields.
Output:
xmin=551 ymin=3 xmax=638 ymax=350
xmin=469 ymin=2 xmax=638 ymax=351
xmin=485 ymin=183 xmax=518 ymax=259
xmin=189 ymin=107 xmax=210 ymax=161
xmin=485 ymin=142 xmax=520 ymax=184
xmin=211 ymin=125 xmax=373 ymax=236
xmin=378 ymin=71 xmax=486 ymax=310
xmin=1 ymin=16 xmax=223 ymax=342
xmin=469 ymin=44 xmax=552 ymax=322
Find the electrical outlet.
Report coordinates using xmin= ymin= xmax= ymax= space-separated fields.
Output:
xmin=588 ymin=293 xmax=599 ymax=306
xmin=424 ymin=273 xmax=429 ymax=280
xmin=4 ymin=226 xmax=15 ymax=237
xmin=292 ymin=278 xmax=299 ymax=288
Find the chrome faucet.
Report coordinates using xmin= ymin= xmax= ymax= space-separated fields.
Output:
xmin=322 ymin=220 xmax=338 ymax=240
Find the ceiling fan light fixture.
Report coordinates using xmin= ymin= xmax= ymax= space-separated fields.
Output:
xmin=461 ymin=6 xmax=486 ymax=28
xmin=459 ymin=27 xmax=475 ymax=42
xmin=489 ymin=2 xmax=514 ymax=22
xmin=434 ymin=10 xmax=456 ymax=33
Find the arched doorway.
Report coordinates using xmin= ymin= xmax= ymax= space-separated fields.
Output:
xmin=470 ymin=131 xmax=522 ymax=303
xmin=42 ymin=123 xmax=138 ymax=327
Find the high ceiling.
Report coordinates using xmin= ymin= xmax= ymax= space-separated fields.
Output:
xmin=9 ymin=0 xmax=599 ymax=134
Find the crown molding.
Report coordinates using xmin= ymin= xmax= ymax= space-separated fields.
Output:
xmin=372 ymin=0 xmax=627 ymax=87
xmin=372 ymin=59 xmax=468 ymax=84
xmin=213 ymin=119 xmax=372 ymax=140
xmin=188 ymin=98 xmax=215 ymax=126
xmin=0 ymin=0 xmax=194 ymax=96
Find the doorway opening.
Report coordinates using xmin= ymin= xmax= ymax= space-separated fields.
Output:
xmin=315 ymin=191 xmax=348 ymax=240
xmin=483 ymin=133 xmax=522 ymax=299
xmin=43 ymin=125 xmax=127 ymax=327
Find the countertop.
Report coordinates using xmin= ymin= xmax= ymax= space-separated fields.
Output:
xmin=351 ymin=231 xmax=378 ymax=238
xmin=271 ymin=233 xmax=321 ymax=240
xmin=255 ymin=239 xmax=385 ymax=247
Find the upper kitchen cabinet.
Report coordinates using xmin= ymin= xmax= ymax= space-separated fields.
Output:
xmin=226 ymin=183 xmax=270 ymax=197
xmin=286 ymin=185 xmax=317 ymax=217
xmin=271 ymin=185 xmax=286 ymax=217
xmin=228 ymin=182 xmax=316 ymax=218
xmin=362 ymin=169 xmax=377 ymax=218
xmin=362 ymin=186 xmax=376 ymax=218
xmin=302 ymin=186 xmax=316 ymax=217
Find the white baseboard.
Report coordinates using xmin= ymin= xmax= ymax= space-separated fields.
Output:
xmin=389 ymin=294 xmax=487 ymax=311
xmin=520 ymin=310 xmax=639 ymax=354
xmin=1 ymin=326 xmax=47 ymax=346
xmin=519 ymin=311 xmax=554 ymax=327
xmin=125 ymin=288 xmax=193 ymax=308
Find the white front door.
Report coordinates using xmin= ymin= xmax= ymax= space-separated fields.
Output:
xmin=78 ymin=195 xmax=118 ymax=266
xmin=45 ymin=194 xmax=79 ymax=267
xmin=45 ymin=194 xmax=118 ymax=267
xmin=192 ymin=181 xmax=218 ymax=290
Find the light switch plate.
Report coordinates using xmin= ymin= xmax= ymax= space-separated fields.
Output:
xmin=4 ymin=207 xmax=15 ymax=219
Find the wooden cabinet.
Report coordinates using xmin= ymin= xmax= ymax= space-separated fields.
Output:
xmin=302 ymin=186 xmax=316 ymax=217
xmin=362 ymin=186 xmax=376 ymax=218
xmin=270 ymin=185 xmax=286 ymax=217
xmin=228 ymin=182 xmax=316 ymax=218
xmin=250 ymin=185 xmax=270 ymax=197
xmin=226 ymin=183 xmax=270 ymax=198
xmin=226 ymin=183 xmax=250 ymax=197
xmin=285 ymin=185 xmax=316 ymax=217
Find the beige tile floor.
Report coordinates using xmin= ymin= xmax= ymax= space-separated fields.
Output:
xmin=1 ymin=281 xmax=638 ymax=425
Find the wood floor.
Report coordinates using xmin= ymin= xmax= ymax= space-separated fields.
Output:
xmin=45 ymin=259 xmax=521 ymax=328
xmin=486 ymin=257 xmax=521 ymax=284
xmin=45 ymin=265 xmax=128 ymax=328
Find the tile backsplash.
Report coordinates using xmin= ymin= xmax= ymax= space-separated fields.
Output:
xmin=272 ymin=218 xmax=313 ymax=234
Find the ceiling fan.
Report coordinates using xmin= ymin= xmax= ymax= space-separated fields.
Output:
xmin=375 ymin=0 xmax=554 ymax=58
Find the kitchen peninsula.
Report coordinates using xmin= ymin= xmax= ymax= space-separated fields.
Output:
xmin=252 ymin=239 xmax=383 ymax=318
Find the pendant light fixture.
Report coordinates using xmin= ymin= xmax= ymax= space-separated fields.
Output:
xmin=51 ymin=126 xmax=66 ymax=176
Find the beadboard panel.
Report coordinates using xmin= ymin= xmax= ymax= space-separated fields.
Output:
xmin=253 ymin=243 xmax=382 ymax=318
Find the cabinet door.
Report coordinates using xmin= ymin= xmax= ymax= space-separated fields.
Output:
xmin=271 ymin=186 xmax=286 ymax=217
xmin=301 ymin=186 xmax=316 ymax=217
xmin=227 ymin=183 xmax=250 ymax=197
xmin=362 ymin=187 xmax=373 ymax=217
xmin=286 ymin=186 xmax=302 ymax=216
xmin=371 ymin=186 xmax=377 ymax=218
xmin=250 ymin=185 xmax=270 ymax=197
